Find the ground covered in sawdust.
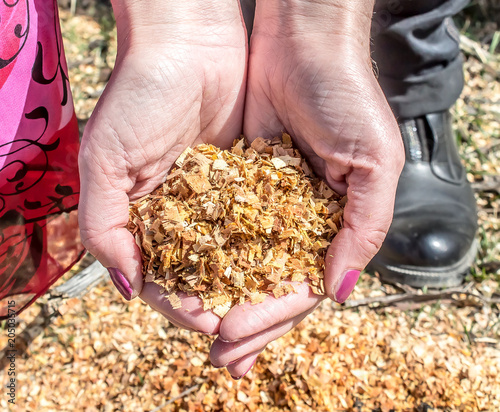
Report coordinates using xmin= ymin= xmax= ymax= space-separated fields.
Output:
xmin=1 ymin=273 xmax=499 ymax=411
xmin=0 ymin=4 xmax=498 ymax=412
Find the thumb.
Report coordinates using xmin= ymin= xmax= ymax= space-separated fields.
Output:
xmin=324 ymin=164 xmax=400 ymax=303
xmin=78 ymin=153 xmax=143 ymax=300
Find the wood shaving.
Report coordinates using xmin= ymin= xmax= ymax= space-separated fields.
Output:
xmin=127 ymin=134 xmax=344 ymax=317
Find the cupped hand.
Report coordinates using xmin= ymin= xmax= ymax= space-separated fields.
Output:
xmin=78 ymin=1 xmax=247 ymax=334
xmin=212 ymin=0 xmax=405 ymax=376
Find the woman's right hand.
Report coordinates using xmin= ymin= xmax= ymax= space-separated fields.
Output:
xmin=211 ymin=0 xmax=405 ymax=377
xmin=78 ymin=0 xmax=247 ymax=334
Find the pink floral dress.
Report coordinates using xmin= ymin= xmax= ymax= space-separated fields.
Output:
xmin=0 ymin=0 xmax=83 ymax=318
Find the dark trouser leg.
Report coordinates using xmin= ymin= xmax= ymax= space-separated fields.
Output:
xmin=372 ymin=0 xmax=468 ymax=119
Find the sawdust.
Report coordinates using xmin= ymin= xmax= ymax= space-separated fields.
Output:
xmin=127 ymin=135 xmax=343 ymax=317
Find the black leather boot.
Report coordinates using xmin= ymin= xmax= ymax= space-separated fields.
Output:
xmin=370 ymin=111 xmax=478 ymax=288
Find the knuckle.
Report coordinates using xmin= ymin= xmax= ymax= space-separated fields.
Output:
xmin=79 ymin=228 xmax=104 ymax=259
xmin=361 ymin=227 xmax=388 ymax=259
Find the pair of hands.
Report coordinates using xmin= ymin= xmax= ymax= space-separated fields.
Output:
xmin=78 ymin=0 xmax=404 ymax=379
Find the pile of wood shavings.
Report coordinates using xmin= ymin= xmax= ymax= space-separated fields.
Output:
xmin=127 ymin=134 xmax=344 ymax=317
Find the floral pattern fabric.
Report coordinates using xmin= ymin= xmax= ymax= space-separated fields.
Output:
xmin=0 ymin=0 xmax=83 ymax=319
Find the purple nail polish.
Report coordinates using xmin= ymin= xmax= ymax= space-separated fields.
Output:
xmin=108 ymin=268 xmax=133 ymax=300
xmin=334 ymin=270 xmax=360 ymax=304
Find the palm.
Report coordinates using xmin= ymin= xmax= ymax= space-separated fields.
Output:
xmin=245 ymin=34 xmax=395 ymax=190
xmin=84 ymin=44 xmax=246 ymax=201
xmin=243 ymin=31 xmax=404 ymax=285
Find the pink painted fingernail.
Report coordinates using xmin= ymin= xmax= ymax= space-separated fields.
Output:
xmin=334 ymin=270 xmax=360 ymax=304
xmin=226 ymin=359 xmax=239 ymax=366
xmin=231 ymin=360 xmax=256 ymax=380
xmin=108 ymin=268 xmax=133 ymax=300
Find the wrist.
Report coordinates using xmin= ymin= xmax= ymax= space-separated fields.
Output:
xmin=254 ymin=0 xmax=375 ymax=52
xmin=111 ymin=0 xmax=244 ymax=50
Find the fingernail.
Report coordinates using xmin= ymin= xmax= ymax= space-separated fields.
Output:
xmin=219 ymin=336 xmax=243 ymax=344
xmin=334 ymin=270 xmax=360 ymax=304
xmin=108 ymin=268 xmax=133 ymax=300
xmin=211 ymin=358 xmax=238 ymax=369
xmin=197 ymin=331 xmax=217 ymax=336
xmin=231 ymin=360 xmax=256 ymax=380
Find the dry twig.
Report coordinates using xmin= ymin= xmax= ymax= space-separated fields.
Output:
xmin=343 ymin=282 xmax=500 ymax=309
xmin=149 ymin=384 xmax=202 ymax=411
